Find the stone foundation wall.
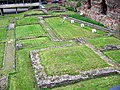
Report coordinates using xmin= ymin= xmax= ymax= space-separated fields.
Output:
xmin=77 ymin=0 xmax=120 ymax=30
xmin=30 ymin=47 xmax=119 ymax=89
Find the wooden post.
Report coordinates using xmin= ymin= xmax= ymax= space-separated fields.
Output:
xmin=0 ymin=8 xmax=4 ymax=16
xmin=16 ymin=7 xmax=18 ymax=14
xmin=30 ymin=0 xmax=32 ymax=3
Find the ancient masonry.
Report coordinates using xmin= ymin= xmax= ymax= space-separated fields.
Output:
xmin=30 ymin=45 xmax=120 ymax=89
xmin=76 ymin=0 xmax=120 ymax=30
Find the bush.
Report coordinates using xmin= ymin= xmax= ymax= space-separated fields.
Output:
xmin=76 ymin=1 xmax=81 ymax=7
xmin=66 ymin=7 xmax=75 ymax=11
xmin=69 ymin=14 xmax=105 ymax=27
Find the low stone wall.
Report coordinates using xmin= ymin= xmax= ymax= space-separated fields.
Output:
xmin=100 ymin=45 xmax=120 ymax=52
xmin=24 ymin=13 xmax=47 ymax=17
xmin=30 ymin=50 xmax=47 ymax=88
xmin=0 ymin=75 xmax=8 ymax=90
xmin=52 ymin=10 xmax=66 ymax=12
xmin=42 ymin=15 xmax=59 ymax=18
xmin=42 ymin=9 xmax=49 ymax=15
xmin=30 ymin=46 xmax=119 ymax=89
xmin=40 ymin=67 xmax=117 ymax=88
xmin=16 ymin=22 xmax=40 ymax=27
xmin=16 ymin=35 xmax=47 ymax=41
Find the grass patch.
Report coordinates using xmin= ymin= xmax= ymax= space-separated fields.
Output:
xmin=24 ymin=10 xmax=44 ymax=15
xmin=40 ymin=45 xmax=109 ymax=76
xmin=0 ymin=28 xmax=7 ymax=42
xmin=9 ymin=49 xmax=38 ymax=90
xmin=10 ymin=37 xmax=75 ymax=89
xmin=15 ymin=24 xmax=46 ymax=38
xmin=44 ymin=75 xmax=120 ymax=90
xmin=0 ymin=19 xmax=9 ymax=27
xmin=69 ymin=14 xmax=105 ymax=27
xmin=45 ymin=17 xmax=105 ymax=40
xmin=16 ymin=16 xmax=38 ymax=26
xmin=0 ymin=44 xmax=4 ymax=68
xmin=104 ymin=50 xmax=120 ymax=63
xmin=17 ymin=37 xmax=76 ymax=49
xmin=49 ymin=11 xmax=76 ymax=15
xmin=87 ymin=36 xmax=120 ymax=49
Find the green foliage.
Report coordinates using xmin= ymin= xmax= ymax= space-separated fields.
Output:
xmin=66 ymin=7 xmax=75 ymax=12
xmin=40 ymin=45 xmax=109 ymax=76
xmin=76 ymin=1 xmax=81 ymax=7
xmin=69 ymin=14 xmax=105 ymax=27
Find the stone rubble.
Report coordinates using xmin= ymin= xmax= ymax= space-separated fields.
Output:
xmin=16 ymin=43 xmax=23 ymax=50
xmin=100 ymin=45 xmax=120 ymax=52
xmin=0 ymin=75 xmax=8 ymax=90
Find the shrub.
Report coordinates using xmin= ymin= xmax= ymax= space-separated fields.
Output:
xmin=76 ymin=1 xmax=81 ymax=7
xmin=66 ymin=7 xmax=75 ymax=12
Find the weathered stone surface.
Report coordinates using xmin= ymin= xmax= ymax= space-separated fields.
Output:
xmin=48 ymin=6 xmax=61 ymax=10
xmin=8 ymin=23 xmax=15 ymax=30
xmin=39 ymin=67 xmax=117 ymax=88
xmin=0 ymin=75 xmax=8 ymax=90
xmin=30 ymin=48 xmax=119 ymax=89
xmin=77 ymin=0 xmax=120 ymax=30
xmin=100 ymin=45 xmax=120 ymax=51
xmin=16 ymin=43 xmax=23 ymax=50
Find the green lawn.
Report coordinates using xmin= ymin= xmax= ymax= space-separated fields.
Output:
xmin=10 ymin=37 xmax=75 ymax=90
xmin=0 ymin=9 xmax=119 ymax=90
xmin=45 ymin=17 xmax=105 ymax=40
xmin=0 ymin=10 xmax=42 ymax=20
xmin=43 ymin=75 xmax=120 ymax=90
xmin=104 ymin=50 xmax=120 ymax=63
xmin=0 ymin=28 xmax=7 ymax=42
xmin=44 ymin=4 xmax=65 ymax=9
xmin=15 ymin=24 xmax=46 ymax=38
xmin=69 ymin=14 xmax=105 ymax=27
xmin=87 ymin=36 xmax=120 ymax=49
xmin=16 ymin=16 xmax=38 ymax=26
xmin=0 ymin=19 xmax=9 ymax=27
xmin=24 ymin=10 xmax=44 ymax=15
xmin=0 ymin=44 xmax=4 ymax=68
xmin=40 ymin=45 xmax=109 ymax=76
xmin=17 ymin=37 xmax=75 ymax=49
xmin=9 ymin=49 xmax=38 ymax=90
xmin=49 ymin=11 xmax=76 ymax=15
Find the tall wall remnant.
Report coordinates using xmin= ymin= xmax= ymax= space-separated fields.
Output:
xmin=77 ymin=0 xmax=120 ymax=30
